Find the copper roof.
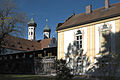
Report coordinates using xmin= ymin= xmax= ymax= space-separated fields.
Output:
xmin=56 ymin=3 xmax=120 ymax=31
xmin=43 ymin=24 xmax=51 ymax=32
xmin=2 ymin=35 xmax=51 ymax=51
xmin=28 ymin=18 xmax=37 ymax=27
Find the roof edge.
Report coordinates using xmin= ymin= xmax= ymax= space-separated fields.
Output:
xmin=56 ymin=13 xmax=120 ymax=31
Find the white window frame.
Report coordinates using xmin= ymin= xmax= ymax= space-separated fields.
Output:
xmin=76 ymin=30 xmax=82 ymax=50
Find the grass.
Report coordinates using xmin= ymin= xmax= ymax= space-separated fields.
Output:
xmin=0 ymin=74 xmax=55 ymax=80
xmin=0 ymin=74 xmax=101 ymax=80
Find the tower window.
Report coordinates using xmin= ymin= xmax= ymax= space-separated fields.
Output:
xmin=76 ymin=30 xmax=82 ymax=49
xmin=31 ymin=32 xmax=33 ymax=35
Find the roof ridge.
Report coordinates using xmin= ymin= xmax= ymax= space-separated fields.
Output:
xmin=75 ymin=2 xmax=120 ymax=17
xmin=8 ymin=35 xmax=39 ymax=42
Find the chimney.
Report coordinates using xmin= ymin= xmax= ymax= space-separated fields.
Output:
xmin=105 ymin=0 xmax=109 ymax=9
xmin=86 ymin=5 xmax=92 ymax=14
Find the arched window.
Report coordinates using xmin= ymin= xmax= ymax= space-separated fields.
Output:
xmin=76 ymin=30 xmax=82 ymax=50
xmin=99 ymin=24 xmax=111 ymax=52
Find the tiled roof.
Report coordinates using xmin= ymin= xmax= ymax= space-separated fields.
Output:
xmin=40 ymin=38 xmax=52 ymax=49
xmin=2 ymin=35 xmax=51 ymax=51
xmin=56 ymin=3 xmax=120 ymax=31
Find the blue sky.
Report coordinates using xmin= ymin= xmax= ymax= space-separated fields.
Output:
xmin=15 ymin=0 xmax=120 ymax=40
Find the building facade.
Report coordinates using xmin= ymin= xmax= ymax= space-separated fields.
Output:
xmin=0 ymin=18 xmax=57 ymax=75
xmin=56 ymin=0 xmax=120 ymax=74
xmin=0 ymin=47 xmax=57 ymax=74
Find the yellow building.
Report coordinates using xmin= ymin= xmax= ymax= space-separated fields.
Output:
xmin=56 ymin=0 xmax=120 ymax=74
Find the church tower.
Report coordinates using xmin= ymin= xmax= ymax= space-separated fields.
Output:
xmin=43 ymin=19 xmax=51 ymax=39
xmin=28 ymin=17 xmax=37 ymax=40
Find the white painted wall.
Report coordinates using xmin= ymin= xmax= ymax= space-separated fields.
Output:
xmin=64 ymin=29 xmax=75 ymax=54
xmin=59 ymin=32 xmax=62 ymax=58
xmin=83 ymin=27 xmax=87 ymax=55
xmin=63 ymin=20 xmax=116 ymax=63
xmin=64 ymin=27 xmax=88 ymax=55
xmin=95 ymin=23 xmax=102 ymax=55
xmin=90 ymin=26 xmax=92 ymax=63
xmin=94 ymin=20 xmax=116 ymax=54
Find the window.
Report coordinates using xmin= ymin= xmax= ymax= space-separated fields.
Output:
xmin=17 ymin=42 xmax=20 ymax=44
xmin=19 ymin=46 xmax=22 ymax=48
xmin=29 ymin=54 xmax=33 ymax=58
xmin=31 ymin=32 xmax=33 ymax=35
xmin=10 ymin=56 xmax=12 ymax=59
xmin=11 ymin=45 xmax=15 ymax=47
xmin=0 ymin=57 xmax=2 ymax=60
xmin=48 ymin=53 xmax=52 ymax=57
xmin=99 ymin=24 xmax=111 ymax=52
xmin=27 ymin=48 xmax=30 ymax=50
xmin=76 ymin=30 xmax=82 ymax=49
xmin=4 ymin=56 xmax=7 ymax=60
xmin=16 ymin=55 xmax=19 ymax=59
xmin=38 ymin=54 xmax=42 ymax=58
xmin=22 ymin=54 xmax=25 ymax=58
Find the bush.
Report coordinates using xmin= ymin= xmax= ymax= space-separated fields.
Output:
xmin=54 ymin=59 xmax=73 ymax=80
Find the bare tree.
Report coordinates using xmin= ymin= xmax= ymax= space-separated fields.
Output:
xmin=0 ymin=0 xmax=28 ymax=54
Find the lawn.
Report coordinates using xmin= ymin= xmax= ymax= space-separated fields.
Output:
xmin=0 ymin=74 xmax=96 ymax=80
xmin=0 ymin=74 xmax=55 ymax=80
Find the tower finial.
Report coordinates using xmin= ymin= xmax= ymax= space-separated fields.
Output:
xmin=32 ymin=12 xmax=34 ymax=18
xmin=46 ymin=18 xmax=48 ymax=23
xmin=43 ymin=18 xmax=51 ymax=39
xmin=31 ymin=12 xmax=34 ymax=20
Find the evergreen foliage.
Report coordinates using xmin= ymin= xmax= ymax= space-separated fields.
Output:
xmin=54 ymin=59 xmax=73 ymax=80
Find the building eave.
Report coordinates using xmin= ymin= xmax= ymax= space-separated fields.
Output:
xmin=56 ymin=13 xmax=120 ymax=31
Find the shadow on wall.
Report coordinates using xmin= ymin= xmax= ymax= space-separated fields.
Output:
xmin=65 ymin=41 xmax=90 ymax=75
xmin=87 ymin=31 xmax=120 ymax=79
xmin=64 ymin=31 xmax=120 ymax=79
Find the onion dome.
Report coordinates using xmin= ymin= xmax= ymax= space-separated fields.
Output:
xmin=43 ymin=24 xmax=51 ymax=32
xmin=43 ymin=19 xmax=51 ymax=32
xmin=28 ymin=18 xmax=37 ymax=27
